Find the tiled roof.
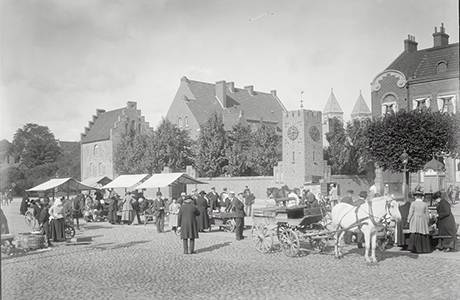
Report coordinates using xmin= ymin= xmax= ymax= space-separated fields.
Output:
xmin=185 ymin=79 xmax=286 ymax=129
xmin=82 ymin=108 xmax=123 ymax=144
xmin=323 ymin=90 xmax=343 ymax=114
xmin=387 ymin=43 xmax=459 ymax=80
xmin=351 ymin=92 xmax=371 ymax=116
xmin=222 ymin=112 xmax=248 ymax=131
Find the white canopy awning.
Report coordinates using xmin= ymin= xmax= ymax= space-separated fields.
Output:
xmin=136 ymin=173 xmax=207 ymax=189
xmin=103 ymin=174 xmax=149 ymax=189
xmin=27 ymin=178 xmax=95 ymax=192
xmin=81 ymin=176 xmax=113 ymax=189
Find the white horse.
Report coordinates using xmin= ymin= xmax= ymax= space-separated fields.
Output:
xmin=331 ymin=196 xmax=401 ymax=263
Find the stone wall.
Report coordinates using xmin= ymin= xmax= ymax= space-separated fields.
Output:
xmin=330 ymin=175 xmax=372 ymax=198
xmin=81 ymin=140 xmax=113 ymax=181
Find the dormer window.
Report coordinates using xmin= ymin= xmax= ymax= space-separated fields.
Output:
xmin=437 ymin=95 xmax=456 ymax=113
xmin=412 ymin=97 xmax=431 ymax=110
xmin=382 ymin=94 xmax=398 ymax=115
xmin=184 ymin=116 xmax=189 ymax=127
xmin=437 ymin=61 xmax=447 ymax=73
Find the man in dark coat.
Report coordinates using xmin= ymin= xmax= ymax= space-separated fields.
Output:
xmin=207 ymin=187 xmax=220 ymax=212
xmin=243 ymin=188 xmax=255 ymax=217
xmin=153 ymin=191 xmax=165 ymax=233
xmin=178 ymin=196 xmax=200 ymax=254
xmin=38 ymin=198 xmax=51 ymax=247
xmin=20 ymin=193 xmax=29 ymax=215
xmin=231 ymin=192 xmax=245 ymax=241
xmin=397 ymin=200 xmax=411 ymax=250
xmin=195 ymin=191 xmax=210 ymax=232
xmin=177 ymin=192 xmax=186 ymax=206
xmin=434 ymin=191 xmax=457 ymax=251
xmin=108 ymin=195 xmax=118 ymax=225
xmin=131 ymin=197 xmax=142 ymax=225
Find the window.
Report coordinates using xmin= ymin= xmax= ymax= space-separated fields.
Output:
xmin=178 ymin=117 xmax=182 ymax=128
xmin=93 ymin=144 xmax=99 ymax=156
xmin=185 ymin=116 xmax=189 ymax=127
xmin=99 ymin=163 xmax=103 ymax=175
xmin=437 ymin=61 xmax=447 ymax=73
xmin=412 ymin=97 xmax=430 ymax=110
xmin=437 ymin=95 xmax=457 ymax=113
xmin=381 ymin=102 xmax=398 ymax=115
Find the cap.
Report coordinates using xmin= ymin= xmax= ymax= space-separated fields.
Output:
xmin=199 ymin=190 xmax=206 ymax=195
xmin=229 ymin=191 xmax=235 ymax=195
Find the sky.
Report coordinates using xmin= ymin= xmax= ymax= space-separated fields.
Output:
xmin=0 ymin=0 xmax=458 ymax=142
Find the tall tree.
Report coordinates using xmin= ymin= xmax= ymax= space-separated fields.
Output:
xmin=324 ymin=118 xmax=349 ymax=174
xmin=345 ymin=118 xmax=374 ymax=176
xmin=366 ymin=109 xmax=458 ymax=173
xmin=152 ymin=118 xmax=193 ymax=173
xmin=195 ymin=112 xmax=227 ymax=178
xmin=12 ymin=123 xmax=62 ymax=167
xmin=55 ymin=144 xmax=81 ymax=180
xmin=223 ymin=124 xmax=253 ymax=176
xmin=249 ymin=123 xmax=281 ymax=176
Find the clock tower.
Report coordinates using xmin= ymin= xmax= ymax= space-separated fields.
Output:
xmin=282 ymin=109 xmax=324 ymax=187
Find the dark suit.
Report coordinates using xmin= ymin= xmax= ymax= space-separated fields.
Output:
xmin=231 ymin=197 xmax=245 ymax=240
xmin=195 ymin=196 xmax=210 ymax=231
xmin=177 ymin=196 xmax=185 ymax=206
xmin=153 ymin=197 xmax=165 ymax=233
xmin=207 ymin=192 xmax=220 ymax=211
xmin=178 ymin=200 xmax=200 ymax=254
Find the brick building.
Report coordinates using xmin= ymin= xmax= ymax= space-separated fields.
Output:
xmin=370 ymin=24 xmax=459 ymax=193
xmin=80 ymin=102 xmax=153 ymax=182
xmin=166 ymin=76 xmax=287 ymax=140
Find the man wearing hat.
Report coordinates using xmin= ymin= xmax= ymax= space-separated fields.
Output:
xmin=178 ymin=195 xmax=200 ymax=254
xmin=195 ymin=190 xmax=210 ymax=232
xmin=207 ymin=187 xmax=220 ymax=212
xmin=230 ymin=192 xmax=245 ymax=240
xmin=177 ymin=192 xmax=186 ymax=206
xmin=38 ymin=198 xmax=52 ymax=247
xmin=153 ymin=191 xmax=165 ymax=233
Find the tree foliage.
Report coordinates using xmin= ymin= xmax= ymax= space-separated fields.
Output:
xmin=345 ymin=118 xmax=375 ymax=176
xmin=324 ymin=118 xmax=349 ymax=174
xmin=55 ymin=145 xmax=81 ymax=180
xmin=195 ymin=112 xmax=227 ymax=178
xmin=223 ymin=124 xmax=253 ymax=176
xmin=12 ymin=123 xmax=62 ymax=168
xmin=248 ymin=123 xmax=282 ymax=176
xmin=366 ymin=109 xmax=458 ymax=173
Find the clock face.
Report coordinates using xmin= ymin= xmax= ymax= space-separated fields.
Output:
xmin=287 ymin=126 xmax=299 ymax=140
xmin=309 ymin=125 xmax=320 ymax=142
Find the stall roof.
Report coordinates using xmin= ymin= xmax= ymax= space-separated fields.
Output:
xmin=81 ymin=176 xmax=113 ymax=189
xmin=103 ymin=174 xmax=149 ymax=189
xmin=136 ymin=173 xmax=207 ymax=189
xmin=27 ymin=178 xmax=95 ymax=192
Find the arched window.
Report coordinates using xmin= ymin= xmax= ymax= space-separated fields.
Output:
xmin=437 ymin=95 xmax=456 ymax=113
xmin=437 ymin=61 xmax=447 ymax=73
xmin=185 ymin=116 xmax=189 ymax=127
xmin=178 ymin=117 xmax=182 ymax=128
xmin=412 ymin=97 xmax=431 ymax=110
xmin=93 ymin=144 xmax=98 ymax=156
xmin=99 ymin=163 xmax=103 ymax=175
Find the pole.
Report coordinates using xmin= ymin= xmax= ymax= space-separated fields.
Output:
xmin=403 ymin=164 xmax=407 ymax=202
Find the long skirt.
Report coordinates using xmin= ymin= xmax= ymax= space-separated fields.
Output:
xmin=121 ymin=210 xmax=134 ymax=223
xmin=169 ymin=213 xmax=178 ymax=228
xmin=50 ymin=218 xmax=65 ymax=242
xmin=407 ymin=233 xmax=432 ymax=253
xmin=396 ymin=222 xmax=409 ymax=248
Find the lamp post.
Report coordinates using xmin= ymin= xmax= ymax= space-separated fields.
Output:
xmin=400 ymin=150 xmax=409 ymax=202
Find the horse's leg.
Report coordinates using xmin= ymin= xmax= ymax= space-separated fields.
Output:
xmin=371 ymin=232 xmax=378 ymax=263
xmin=75 ymin=217 xmax=80 ymax=230
xmin=364 ymin=229 xmax=372 ymax=263
xmin=334 ymin=231 xmax=340 ymax=259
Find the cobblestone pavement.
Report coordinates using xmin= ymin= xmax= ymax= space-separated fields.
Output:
xmin=2 ymin=199 xmax=460 ymax=300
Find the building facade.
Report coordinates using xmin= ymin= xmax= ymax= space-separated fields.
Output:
xmin=80 ymin=101 xmax=153 ymax=181
xmin=370 ymin=24 xmax=459 ymax=192
xmin=166 ymin=76 xmax=287 ymax=140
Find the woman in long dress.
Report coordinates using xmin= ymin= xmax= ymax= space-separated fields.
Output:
xmin=108 ymin=196 xmax=118 ymax=224
xmin=169 ymin=199 xmax=180 ymax=233
xmin=121 ymin=193 xmax=135 ymax=225
xmin=433 ymin=191 xmax=457 ymax=252
xmin=407 ymin=188 xmax=432 ymax=253
xmin=195 ymin=191 xmax=210 ymax=232
xmin=49 ymin=198 xmax=66 ymax=242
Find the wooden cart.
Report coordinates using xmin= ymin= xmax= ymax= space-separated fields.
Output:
xmin=211 ymin=212 xmax=236 ymax=232
xmin=251 ymin=205 xmax=333 ymax=257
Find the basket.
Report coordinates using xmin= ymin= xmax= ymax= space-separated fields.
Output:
xmin=15 ymin=233 xmax=45 ymax=250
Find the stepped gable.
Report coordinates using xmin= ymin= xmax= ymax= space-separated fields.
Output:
xmin=81 ymin=108 xmax=123 ymax=144
xmin=351 ymin=91 xmax=371 ymax=118
xmin=185 ymin=78 xmax=286 ymax=128
xmin=323 ymin=89 xmax=343 ymax=114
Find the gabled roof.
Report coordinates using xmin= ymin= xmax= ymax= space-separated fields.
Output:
xmin=351 ymin=92 xmax=371 ymax=116
xmin=323 ymin=89 xmax=343 ymax=114
xmin=184 ymin=78 xmax=286 ymax=129
xmin=82 ymin=108 xmax=123 ymax=144
xmin=387 ymin=43 xmax=459 ymax=80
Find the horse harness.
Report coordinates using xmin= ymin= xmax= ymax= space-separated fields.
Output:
xmin=339 ymin=199 xmax=391 ymax=232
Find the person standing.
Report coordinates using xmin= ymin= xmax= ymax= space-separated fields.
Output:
xmin=231 ymin=192 xmax=245 ymax=241
xmin=168 ymin=199 xmax=181 ymax=233
xmin=49 ymin=198 xmax=65 ymax=242
xmin=329 ymin=184 xmax=338 ymax=208
xmin=121 ymin=192 xmax=135 ymax=225
xmin=19 ymin=193 xmax=29 ymax=215
xmin=396 ymin=199 xmax=411 ymax=250
xmin=207 ymin=187 xmax=220 ymax=212
xmin=38 ymin=198 xmax=51 ymax=247
xmin=369 ymin=183 xmax=378 ymax=200
xmin=108 ymin=195 xmax=118 ymax=224
xmin=153 ymin=191 xmax=165 ymax=233
xmin=131 ymin=196 xmax=142 ymax=225
xmin=1 ymin=208 xmax=10 ymax=235
xmin=195 ymin=191 xmax=210 ymax=232
xmin=407 ymin=187 xmax=432 ymax=253
xmin=220 ymin=188 xmax=229 ymax=211
xmin=433 ymin=191 xmax=457 ymax=252
xmin=178 ymin=196 xmax=200 ymax=254
xmin=244 ymin=188 xmax=255 ymax=217
xmin=177 ymin=192 xmax=186 ymax=206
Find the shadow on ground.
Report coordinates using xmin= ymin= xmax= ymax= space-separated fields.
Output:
xmin=90 ymin=240 xmax=151 ymax=251
xmin=196 ymin=242 xmax=231 ymax=254
xmin=347 ymin=247 xmax=419 ymax=261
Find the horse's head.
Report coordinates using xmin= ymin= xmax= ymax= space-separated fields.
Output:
xmin=266 ymin=188 xmax=273 ymax=198
xmin=385 ymin=197 xmax=401 ymax=222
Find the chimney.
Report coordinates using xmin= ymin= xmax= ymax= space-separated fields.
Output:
xmin=404 ymin=34 xmax=418 ymax=53
xmin=127 ymin=101 xmax=137 ymax=110
xmin=433 ymin=23 xmax=449 ymax=47
xmin=181 ymin=76 xmax=189 ymax=84
xmin=271 ymin=90 xmax=277 ymax=97
xmin=215 ymin=80 xmax=227 ymax=108
xmin=227 ymin=82 xmax=235 ymax=93
xmin=96 ymin=109 xmax=105 ymax=116
xmin=244 ymin=85 xmax=254 ymax=96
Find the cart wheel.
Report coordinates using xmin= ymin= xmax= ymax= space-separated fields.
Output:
xmin=225 ymin=219 xmax=236 ymax=232
xmin=64 ymin=225 xmax=75 ymax=239
xmin=279 ymin=229 xmax=300 ymax=257
xmin=24 ymin=211 xmax=36 ymax=229
xmin=251 ymin=224 xmax=273 ymax=253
